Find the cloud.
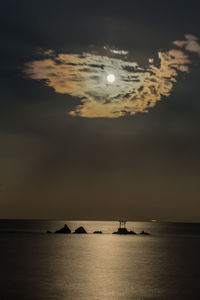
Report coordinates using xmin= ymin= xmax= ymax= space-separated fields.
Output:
xmin=103 ymin=46 xmax=129 ymax=56
xmin=24 ymin=35 xmax=199 ymax=118
xmin=173 ymin=34 xmax=200 ymax=56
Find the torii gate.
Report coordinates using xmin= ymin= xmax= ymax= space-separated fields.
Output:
xmin=118 ymin=220 xmax=127 ymax=229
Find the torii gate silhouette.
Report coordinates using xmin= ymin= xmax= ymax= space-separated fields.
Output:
xmin=118 ymin=220 xmax=127 ymax=229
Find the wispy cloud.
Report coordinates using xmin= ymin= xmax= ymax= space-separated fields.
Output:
xmin=24 ymin=35 xmax=200 ymax=118
xmin=103 ymin=46 xmax=129 ymax=56
xmin=173 ymin=34 xmax=200 ymax=56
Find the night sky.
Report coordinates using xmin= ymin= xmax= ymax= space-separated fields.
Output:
xmin=1 ymin=0 xmax=200 ymax=221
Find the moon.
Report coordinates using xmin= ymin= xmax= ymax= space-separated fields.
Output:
xmin=107 ymin=74 xmax=115 ymax=83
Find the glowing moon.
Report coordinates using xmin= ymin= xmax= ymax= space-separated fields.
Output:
xmin=107 ymin=74 xmax=115 ymax=83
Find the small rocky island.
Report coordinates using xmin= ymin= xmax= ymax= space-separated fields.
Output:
xmin=113 ymin=220 xmax=136 ymax=235
xmin=112 ymin=220 xmax=151 ymax=235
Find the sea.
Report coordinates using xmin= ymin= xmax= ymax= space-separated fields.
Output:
xmin=1 ymin=220 xmax=200 ymax=300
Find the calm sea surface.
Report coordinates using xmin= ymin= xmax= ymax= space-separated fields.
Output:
xmin=1 ymin=220 xmax=200 ymax=299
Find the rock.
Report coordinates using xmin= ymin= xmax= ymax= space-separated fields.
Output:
xmin=117 ymin=228 xmax=129 ymax=234
xmin=140 ymin=231 xmax=150 ymax=235
xmin=93 ymin=231 xmax=102 ymax=234
xmin=74 ymin=226 xmax=87 ymax=234
xmin=46 ymin=230 xmax=52 ymax=234
xmin=113 ymin=228 xmax=129 ymax=234
xmin=113 ymin=228 xmax=136 ymax=235
xmin=55 ymin=224 xmax=71 ymax=234
xmin=129 ymin=230 xmax=137 ymax=235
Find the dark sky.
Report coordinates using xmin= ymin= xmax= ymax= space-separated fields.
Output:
xmin=1 ymin=0 xmax=200 ymax=221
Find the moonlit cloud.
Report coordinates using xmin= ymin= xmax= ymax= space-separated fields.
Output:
xmin=173 ymin=34 xmax=200 ymax=56
xmin=24 ymin=35 xmax=200 ymax=118
xmin=103 ymin=46 xmax=129 ymax=56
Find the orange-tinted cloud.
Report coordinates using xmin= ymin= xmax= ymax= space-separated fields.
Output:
xmin=24 ymin=35 xmax=199 ymax=118
xmin=173 ymin=34 xmax=200 ymax=56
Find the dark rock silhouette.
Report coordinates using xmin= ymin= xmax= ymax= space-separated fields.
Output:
xmin=113 ymin=227 xmax=136 ymax=235
xmin=140 ymin=231 xmax=150 ymax=235
xmin=113 ymin=228 xmax=129 ymax=234
xmin=46 ymin=230 xmax=52 ymax=234
xmin=74 ymin=226 xmax=87 ymax=234
xmin=93 ymin=231 xmax=102 ymax=234
xmin=129 ymin=230 xmax=137 ymax=235
xmin=55 ymin=224 xmax=71 ymax=234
